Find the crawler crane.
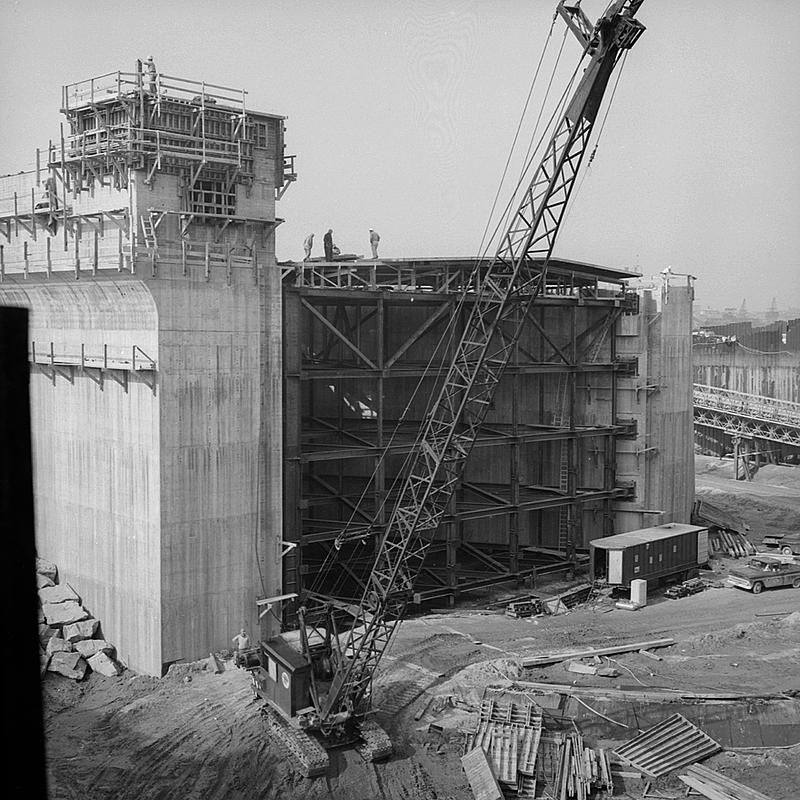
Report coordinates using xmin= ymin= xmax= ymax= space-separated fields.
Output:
xmin=243 ymin=0 xmax=647 ymax=776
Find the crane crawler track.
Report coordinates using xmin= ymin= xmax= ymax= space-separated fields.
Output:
xmin=357 ymin=718 xmax=394 ymax=762
xmin=259 ymin=705 xmax=329 ymax=778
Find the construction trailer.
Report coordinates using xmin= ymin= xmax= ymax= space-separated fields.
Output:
xmin=590 ymin=523 xmax=709 ymax=588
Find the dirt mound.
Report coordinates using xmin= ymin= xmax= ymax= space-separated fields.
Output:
xmin=682 ymin=614 xmax=800 ymax=650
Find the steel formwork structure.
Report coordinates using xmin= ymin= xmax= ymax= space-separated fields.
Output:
xmin=283 ymin=257 xmax=641 ymax=605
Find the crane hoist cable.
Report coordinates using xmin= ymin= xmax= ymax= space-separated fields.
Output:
xmin=479 ymin=43 xmax=586 ymax=268
xmin=562 ymin=47 xmax=630 ymax=227
xmin=312 ymin=13 xmax=590 ymax=599
xmin=476 ymin=11 xmax=559 ymax=263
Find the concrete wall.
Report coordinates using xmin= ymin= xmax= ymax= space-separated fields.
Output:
xmin=615 ymin=283 xmax=694 ymax=531
xmin=694 ymin=342 xmax=800 ymax=403
xmin=1 ymin=117 xmax=286 ymax=674
xmin=148 ymin=256 xmax=281 ymax=669
xmin=0 ymin=277 xmax=162 ymax=671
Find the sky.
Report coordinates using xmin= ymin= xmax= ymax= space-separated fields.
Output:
xmin=1 ymin=0 xmax=798 ymax=312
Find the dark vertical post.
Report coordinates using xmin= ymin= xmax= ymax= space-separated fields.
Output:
xmin=0 ymin=307 xmax=48 ymax=798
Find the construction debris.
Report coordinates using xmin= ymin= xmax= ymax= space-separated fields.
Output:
xmin=461 ymin=746 xmax=504 ymax=800
xmin=709 ymin=529 xmax=757 ymax=558
xmin=505 ymin=584 xmax=594 ymax=619
xmin=677 ymin=763 xmax=775 ymax=800
xmin=566 ymin=661 xmax=597 ymax=676
xmin=520 ymin=638 xmax=675 ymax=668
xmin=48 ymin=651 xmax=89 ymax=681
xmin=614 ymin=712 xmax=721 ymax=777
xmin=36 ymin=557 xmax=123 ymax=680
xmin=505 ymin=598 xmax=542 ymax=619
xmin=462 ymin=691 xmax=615 ymax=799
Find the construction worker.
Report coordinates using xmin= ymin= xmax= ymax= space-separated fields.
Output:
xmin=323 ymin=228 xmax=334 ymax=261
xmin=144 ymin=56 xmax=157 ymax=95
xmin=303 ymin=232 xmax=314 ymax=261
xmin=369 ymin=229 xmax=380 ymax=259
xmin=232 ymin=628 xmax=250 ymax=666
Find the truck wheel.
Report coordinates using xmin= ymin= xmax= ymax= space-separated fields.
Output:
xmin=793 ymin=577 xmax=800 ymax=589
xmin=751 ymin=582 xmax=763 ymax=594
xmin=781 ymin=546 xmax=794 ymax=556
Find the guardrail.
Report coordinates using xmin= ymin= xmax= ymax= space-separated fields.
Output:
xmin=693 ymin=383 xmax=799 ymax=427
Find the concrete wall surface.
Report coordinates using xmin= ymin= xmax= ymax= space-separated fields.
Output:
xmin=694 ymin=343 xmax=799 ymax=403
xmin=0 ymin=276 xmax=163 ymax=673
xmin=615 ymin=284 xmax=694 ymax=531
xmin=150 ymin=259 xmax=281 ymax=668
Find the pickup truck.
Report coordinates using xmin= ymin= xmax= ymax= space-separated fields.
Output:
xmin=726 ymin=557 xmax=800 ymax=594
xmin=760 ymin=533 xmax=800 ymax=556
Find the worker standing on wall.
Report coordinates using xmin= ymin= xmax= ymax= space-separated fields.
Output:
xmin=323 ymin=229 xmax=334 ymax=261
xmin=303 ymin=233 xmax=314 ymax=261
xmin=369 ymin=229 xmax=380 ymax=259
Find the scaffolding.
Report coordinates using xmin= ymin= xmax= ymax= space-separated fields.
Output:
xmin=282 ymin=257 xmax=641 ymax=605
xmin=58 ymin=65 xmax=293 ymax=190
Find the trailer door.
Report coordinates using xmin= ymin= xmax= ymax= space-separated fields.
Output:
xmin=697 ymin=530 xmax=709 ymax=565
xmin=608 ymin=550 xmax=623 ymax=584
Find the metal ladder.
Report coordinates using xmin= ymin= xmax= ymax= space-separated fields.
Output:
xmin=552 ymin=373 xmax=571 ymax=552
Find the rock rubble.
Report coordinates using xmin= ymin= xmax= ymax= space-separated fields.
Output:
xmin=36 ymin=556 xmax=124 ymax=681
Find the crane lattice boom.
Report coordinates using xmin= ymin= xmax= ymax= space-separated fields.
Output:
xmin=317 ymin=0 xmax=646 ymax=725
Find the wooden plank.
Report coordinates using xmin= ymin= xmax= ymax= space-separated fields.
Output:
xmin=685 ymin=764 xmax=775 ymax=800
xmin=461 ymin=746 xmax=503 ymax=800
xmin=520 ymin=638 xmax=675 ymax=667
xmin=678 ymin=774 xmax=737 ymax=800
xmin=509 ymin=679 xmax=779 ymax=702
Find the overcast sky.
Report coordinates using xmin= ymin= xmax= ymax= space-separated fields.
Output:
xmin=2 ymin=0 xmax=798 ymax=312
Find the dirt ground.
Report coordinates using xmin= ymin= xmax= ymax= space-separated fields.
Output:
xmin=42 ymin=459 xmax=800 ymax=800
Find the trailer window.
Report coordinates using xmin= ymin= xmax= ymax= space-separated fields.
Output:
xmin=658 ymin=553 xmax=663 ymax=562
xmin=267 ymin=657 xmax=277 ymax=682
xmin=633 ymin=554 xmax=639 ymax=564
xmin=673 ymin=545 xmax=677 ymax=553
xmin=648 ymin=556 xmax=653 ymax=565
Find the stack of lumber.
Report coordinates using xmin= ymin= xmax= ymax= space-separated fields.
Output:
xmin=708 ymin=529 xmax=756 ymax=558
xmin=505 ymin=597 xmax=542 ymax=619
xmin=557 ymin=732 xmax=614 ymax=800
xmin=520 ymin=637 xmax=675 ymax=668
xmin=463 ymin=694 xmax=615 ymax=799
xmin=677 ymin=763 xmax=775 ymax=800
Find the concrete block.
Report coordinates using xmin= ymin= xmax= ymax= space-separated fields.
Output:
xmin=46 ymin=635 xmax=73 ymax=656
xmin=566 ymin=661 xmax=597 ymax=675
xmin=630 ymin=579 xmax=647 ymax=607
xmin=87 ymin=652 xmax=123 ymax=677
xmin=48 ymin=652 xmax=88 ymax=681
xmin=36 ymin=557 xmax=58 ymax=581
xmin=63 ymin=619 xmax=100 ymax=643
xmin=597 ymin=667 xmax=620 ymax=678
xmin=42 ymin=601 xmax=90 ymax=627
xmin=38 ymin=623 xmax=57 ymax=647
xmin=75 ymin=640 xmax=114 ymax=659
xmin=36 ymin=573 xmax=55 ymax=589
xmin=39 ymin=583 xmax=80 ymax=605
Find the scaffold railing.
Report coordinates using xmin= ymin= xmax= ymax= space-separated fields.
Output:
xmin=290 ymin=259 xmax=632 ymax=300
xmin=62 ymin=70 xmax=248 ymax=113
xmin=693 ymin=384 xmax=800 ymax=428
